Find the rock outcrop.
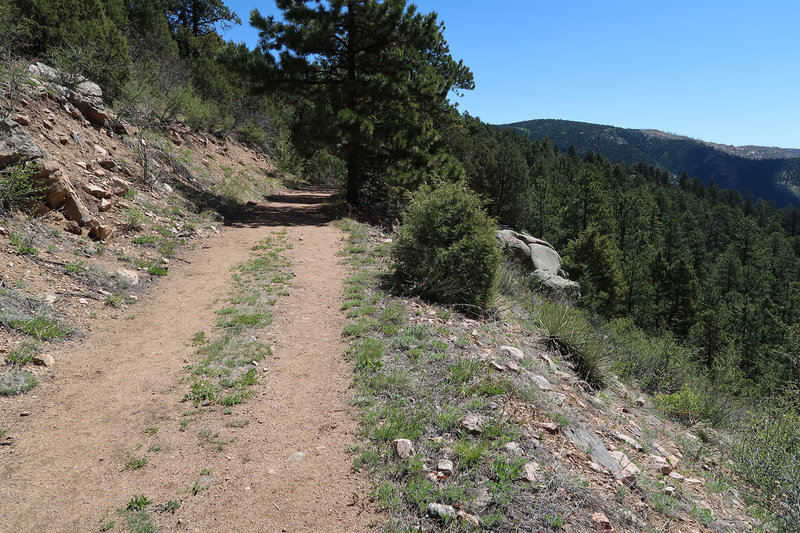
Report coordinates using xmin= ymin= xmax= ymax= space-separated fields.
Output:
xmin=0 ymin=118 xmax=44 ymax=167
xmin=27 ymin=62 xmax=112 ymax=128
xmin=497 ymin=228 xmax=580 ymax=297
xmin=30 ymin=161 xmax=93 ymax=226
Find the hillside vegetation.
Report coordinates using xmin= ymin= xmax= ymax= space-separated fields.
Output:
xmin=498 ymin=118 xmax=800 ymax=208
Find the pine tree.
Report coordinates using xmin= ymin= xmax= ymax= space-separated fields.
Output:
xmin=246 ymin=0 xmax=474 ymax=205
xmin=663 ymin=256 xmax=699 ymax=337
xmin=13 ymin=0 xmax=131 ymax=93
xmin=562 ymin=225 xmax=627 ymax=317
xmin=167 ymin=0 xmax=240 ymax=37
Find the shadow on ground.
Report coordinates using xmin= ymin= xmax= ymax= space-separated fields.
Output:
xmin=227 ymin=186 xmax=345 ymax=228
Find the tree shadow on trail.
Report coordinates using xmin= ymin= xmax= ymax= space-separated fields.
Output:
xmin=226 ymin=187 xmax=345 ymax=229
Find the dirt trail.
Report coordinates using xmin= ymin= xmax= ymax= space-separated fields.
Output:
xmin=0 ymin=189 xmax=373 ymax=532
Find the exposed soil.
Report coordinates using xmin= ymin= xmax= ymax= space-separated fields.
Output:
xmin=0 ymin=188 xmax=374 ymax=532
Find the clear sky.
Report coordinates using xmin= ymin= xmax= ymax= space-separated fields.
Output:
xmin=221 ymin=1 xmax=800 ymax=149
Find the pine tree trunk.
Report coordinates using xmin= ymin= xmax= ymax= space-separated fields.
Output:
xmin=346 ymin=141 xmax=359 ymax=205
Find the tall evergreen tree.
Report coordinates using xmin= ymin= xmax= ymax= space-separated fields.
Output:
xmin=167 ymin=0 xmax=240 ymax=37
xmin=246 ymin=0 xmax=474 ymax=205
xmin=562 ymin=225 xmax=627 ymax=317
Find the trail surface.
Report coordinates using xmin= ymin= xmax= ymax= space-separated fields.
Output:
xmin=0 ymin=188 xmax=373 ymax=532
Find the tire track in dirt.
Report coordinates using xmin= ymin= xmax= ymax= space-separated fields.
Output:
xmin=0 ymin=188 xmax=373 ymax=532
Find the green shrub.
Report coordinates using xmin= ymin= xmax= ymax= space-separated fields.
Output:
xmin=0 ymin=162 xmax=41 ymax=212
xmin=728 ymin=387 xmax=800 ymax=530
xmin=608 ymin=318 xmax=700 ymax=395
xmin=8 ymin=316 xmax=69 ymax=340
xmin=235 ymin=122 xmax=268 ymax=147
xmin=536 ymin=301 xmax=608 ymax=388
xmin=7 ymin=339 xmax=39 ymax=366
xmin=392 ymin=183 xmax=500 ymax=310
xmin=122 ymin=207 xmax=147 ymax=230
xmin=173 ymin=87 xmax=220 ymax=130
xmin=350 ymin=337 xmax=385 ymax=372
xmin=304 ymin=148 xmax=345 ymax=185
xmin=654 ymin=384 xmax=724 ymax=425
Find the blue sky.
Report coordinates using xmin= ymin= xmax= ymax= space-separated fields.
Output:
xmin=221 ymin=1 xmax=800 ymax=148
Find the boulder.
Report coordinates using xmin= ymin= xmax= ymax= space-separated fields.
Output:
xmin=456 ymin=511 xmax=481 ymax=527
xmin=115 ymin=268 xmax=139 ymax=287
xmin=528 ymin=373 xmax=554 ymax=391
xmin=64 ymin=220 xmax=82 ymax=235
xmin=81 ymin=184 xmax=112 ymax=199
xmin=109 ymin=177 xmax=131 ymax=197
xmin=33 ymin=354 xmax=55 ymax=367
xmin=591 ymin=512 xmax=612 ymax=531
xmin=521 ymin=461 xmax=541 ymax=483
xmin=529 ymin=243 xmax=562 ymax=275
xmin=504 ymin=442 xmax=525 ymax=456
xmin=506 ymin=238 xmax=531 ymax=262
xmin=28 ymin=61 xmax=103 ymax=101
xmin=499 ymin=345 xmax=525 ymax=360
xmin=88 ymin=219 xmax=113 ymax=241
xmin=613 ymin=432 xmax=644 ymax=452
xmin=496 ymin=227 xmax=580 ymax=297
xmin=26 ymin=62 xmax=60 ymax=83
xmin=0 ymin=118 xmax=44 ymax=167
xmin=41 ymin=174 xmax=92 ymax=225
xmin=64 ymin=90 xmax=110 ymax=127
xmin=437 ymin=459 xmax=454 ymax=475
xmin=563 ymin=425 xmax=622 ymax=473
xmin=610 ymin=451 xmax=641 ymax=487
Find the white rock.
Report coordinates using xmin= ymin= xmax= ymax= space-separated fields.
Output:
xmin=456 ymin=510 xmax=481 ymax=527
xmin=437 ymin=459 xmax=454 ymax=475
xmin=286 ymin=451 xmax=305 ymax=462
xmin=499 ymin=345 xmax=525 ymax=360
xmin=530 ymin=374 xmax=553 ymax=391
xmin=504 ymin=442 xmax=525 ymax=456
xmin=33 ymin=354 xmax=55 ymax=367
xmin=614 ymin=432 xmax=644 ymax=451
xmin=392 ymin=439 xmax=415 ymax=459
xmin=521 ymin=461 xmax=541 ymax=483
xmin=461 ymin=415 xmax=483 ymax=435
xmin=427 ymin=503 xmax=456 ymax=520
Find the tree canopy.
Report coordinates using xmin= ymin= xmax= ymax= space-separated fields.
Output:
xmin=247 ymin=0 xmax=474 ymax=205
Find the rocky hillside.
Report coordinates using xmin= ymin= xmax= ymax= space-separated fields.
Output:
xmin=0 ymin=63 xmax=278 ymax=388
xmin=337 ymin=221 xmax=766 ymax=533
xmin=497 ymin=118 xmax=800 ymax=207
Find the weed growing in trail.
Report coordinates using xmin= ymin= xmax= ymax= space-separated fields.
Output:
xmin=184 ymin=231 xmax=290 ymax=408
xmin=0 ymin=288 xmax=70 ymax=342
xmin=124 ymin=455 xmax=147 ymax=470
xmin=101 ymin=494 xmax=163 ymax=533
xmin=6 ymin=339 xmax=39 ymax=367
xmin=0 ymin=370 xmax=37 ymax=395
xmin=536 ymin=301 xmax=608 ymax=389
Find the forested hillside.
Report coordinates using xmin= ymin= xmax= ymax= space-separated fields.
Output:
xmin=446 ymin=119 xmax=800 ymax=394
xmin=498 ymin=119 xmax=800 ymax=208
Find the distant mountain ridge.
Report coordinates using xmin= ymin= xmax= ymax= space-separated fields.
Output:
xmin=496 ymin=119 xmax=800 ymax=207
